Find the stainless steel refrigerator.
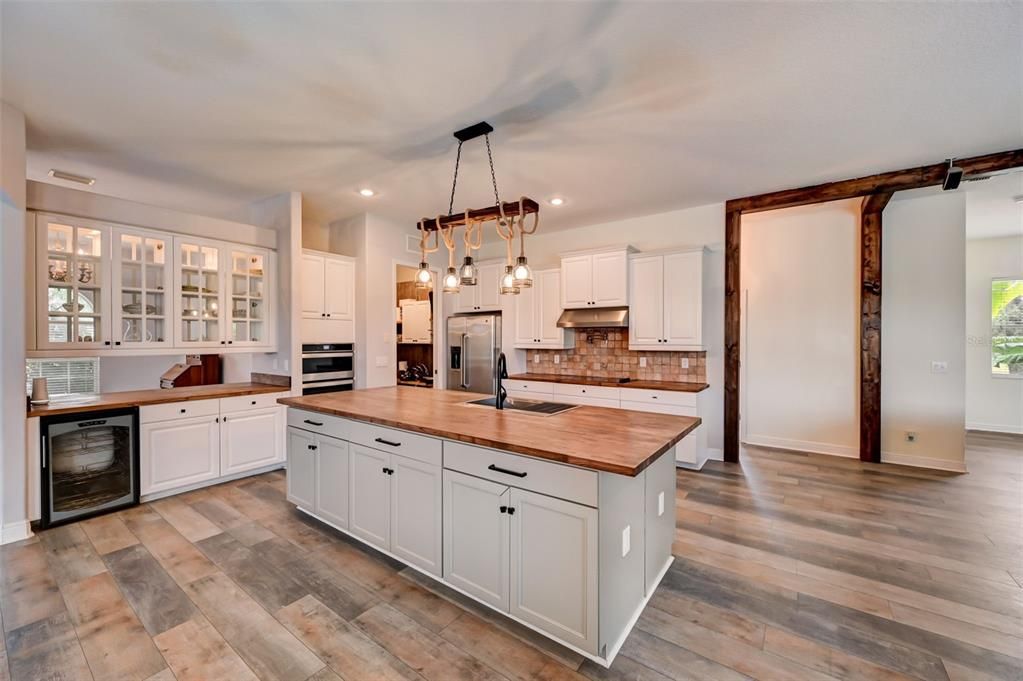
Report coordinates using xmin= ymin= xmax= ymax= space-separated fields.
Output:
xmin=447 ymin=314 xmax=501 ymax=393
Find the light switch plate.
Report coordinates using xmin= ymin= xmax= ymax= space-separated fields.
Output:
xmin=930 ymin=361 xmax=948 ymax=374
xmin=658 ymin=491 xmax=665 ymax=516
xmin=621 ymin=525 xmax=631 ymax=557
xmin=533 ymin=353 xmax=539 ymax=364
xmin=554 ymin=355 xmax=560 ymax=364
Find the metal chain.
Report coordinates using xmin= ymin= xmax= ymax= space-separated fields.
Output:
xmin=447 ymin=140 xmax=463 ymax=216
xmin=485 ymin=133 xmax=502 ymax=208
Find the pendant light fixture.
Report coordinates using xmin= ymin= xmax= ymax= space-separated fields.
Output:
xmin=415 ymin=219 xmax=439 ymax=289
xmin=415 ymin=122 xmax=541 ymax=294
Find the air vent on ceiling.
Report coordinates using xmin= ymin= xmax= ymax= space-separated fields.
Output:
xmin=406 ymin=234 xmax=421 ymax=254
xmin=48 ymin=169 xmax=95 ymax=186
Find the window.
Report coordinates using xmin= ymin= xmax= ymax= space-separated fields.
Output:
xmin=26 ymin=358 xmax=100 ymax=399
xmin=992 ymin=278 xmax=1023 ymax=377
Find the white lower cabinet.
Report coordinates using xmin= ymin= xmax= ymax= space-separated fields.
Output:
xmin=390 ymin=454 xmax=443 ymax=575
xmin=315 ymin=436 xmax=350 ymax=528
xmin=220 ymin=407 xmax=283 ymax=476
xmin=509 ymin=487 xmax=598 ymax=654
xmin=443 ymin=470 xmax=511 ymax=610
xmin=349 ymin=444 xmax=392 ymax=550
xmin=286 ymin=427 xmax=317 ymax=510
xmin=141 ymin=415 xmax=220 ymax=495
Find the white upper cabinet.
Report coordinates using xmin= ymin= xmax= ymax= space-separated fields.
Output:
xmin=301 ymin=250 xmax=354 ymax=320
xmin=174 ymin=236 xmax=226 ymax=348
xmin=514 ymin=269 xmax=572 ymax=349
xmin=560 ymin=247 xmax=633 ymax=309
xmin=456 ymin=260 xmax=502 ymax=312
xmin=628 ymin=248 xmax=705 ymax=351
xmin=226 ymin=247 xmax=271 ymax=347
xmin=112 ymin=227 xmax=173 ymax=350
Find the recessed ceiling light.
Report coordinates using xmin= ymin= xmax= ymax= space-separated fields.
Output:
xmin=48 ymin=169 xmax=95 ymax=186
xmin=548 ymin=197 xmax=565 ymax=206
xmin=358 ymin=188 xmax=375 ymax=197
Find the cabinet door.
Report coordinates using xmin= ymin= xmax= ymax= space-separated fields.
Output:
xmin=300 ymin=253 xmax=325 ymax=318
xmin=324 ymin=257 xmax=354 ymax=320
xmin=37 ymin=217 xmax=112 ymax=350
xmin=400 ymin=300 xmax=432 ymax=343
xmin=663 ymin=251 xmax=702 ymax=347
xmin=509 ymin=488 xmax=598 ymax=654
xmin=560 ymin=255 xmax=592 ymax=309
xmin=477 ymin=262 xmax=502 ymax=311
xmin=220 ymin=407 xmax=280 ymax=476
xmin=591 ymin=250 xmax=628 ymax=307
xmin=141 ymin=415 xmax=220 ymax=496
xmin=315 ymin=435 xmax=350 ymax=529
xmin=390 ymin=454 xmax=442 ymax=576
xmin=513 ymin=283 xmax=537 ymax=346
xmin=112 ymin=228 xmax=172 ymax=350
xmin=348 ymin=444 xmax=391 ymax=550
xmin=175 ymin=238 xmax=225 ymax=348
xmin=443 ymin=470 xmax=510 ymax=611
xmin=286 ymin=426 xmax=316 ymax=510
xmin=227 ymin=247 xmax=270 ymax=347
xmin=536 ymin=269 xmax=566 ymax=346
xmin=629 ymin=255 xmax=664 ymax=347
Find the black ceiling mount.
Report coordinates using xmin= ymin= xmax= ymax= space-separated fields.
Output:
xmin=453 ymin=121 xmax=494 ymax=142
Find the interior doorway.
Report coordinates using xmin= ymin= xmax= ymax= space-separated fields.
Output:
xmin=395 ymin=263 xmax=439 ymax=388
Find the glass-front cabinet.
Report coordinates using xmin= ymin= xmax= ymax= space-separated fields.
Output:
xmin=37 ymin=216 xmax=111 ymax=350
xmin=111 ymin=228 xmax=173 ymax=349
xmin=228 ymin=248 xmax=269 ymax=346
xmin=175 ymin=237 xmax=225 ymax=348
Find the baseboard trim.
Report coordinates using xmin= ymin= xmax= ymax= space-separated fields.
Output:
xmin=743 ymin=435 xmax=858 ymax=459
xmin=140 ymin=463 xmax=285 ymax=503
xmin=880 ymin=451 xmax=968 ymax=473
xmin=1 ymin=521 xmax=33 ymax=545
xmin=966 ymin=423 xmax=1023 ymax=435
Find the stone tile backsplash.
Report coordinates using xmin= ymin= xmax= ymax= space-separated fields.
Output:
xmin=525 ymin=328 xmax=706 ymax=383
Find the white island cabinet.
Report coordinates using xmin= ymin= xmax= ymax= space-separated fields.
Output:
xmin=284 ymin=404 xmax=679 ymax=667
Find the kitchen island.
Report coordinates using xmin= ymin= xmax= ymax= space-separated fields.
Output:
xmin=278 ymin=386 xmax=700 ymax=666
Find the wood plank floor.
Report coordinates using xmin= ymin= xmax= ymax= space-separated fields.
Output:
xmin=2 ymin=431 xmax=1020 ymax=681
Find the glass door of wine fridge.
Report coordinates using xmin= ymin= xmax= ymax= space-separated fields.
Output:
xmin=40 ymin=408 xmax=140 ymax=528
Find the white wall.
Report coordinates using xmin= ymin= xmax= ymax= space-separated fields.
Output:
xmin=1 ymin=102 xmax=28 ymax=542
xmin=477 ymin=203 xmax=725 ymax=457
xmin=965 ymin=235 xmax=1023 ymax=433
xmin=882 ymin=191 xmax=967 ymax=470
xmin=740 ymin=200 xmax=861 ymax=458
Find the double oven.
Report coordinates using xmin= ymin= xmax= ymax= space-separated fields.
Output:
xmin=301 ymin=343 xmax=355 ymax=395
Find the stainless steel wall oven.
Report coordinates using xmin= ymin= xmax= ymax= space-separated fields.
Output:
xmin=40 ymin=407 xmax=140 ymax=528
xmin=302 ymin=343 xmax=355 ymax=395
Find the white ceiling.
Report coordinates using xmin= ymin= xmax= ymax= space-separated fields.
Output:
xmin=965 ymin=170 xmax=1023 ymax=241
xmin=3 ymin=1 xmax=1022 ymax=231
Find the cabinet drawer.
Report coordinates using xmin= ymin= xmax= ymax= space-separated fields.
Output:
xmin=503 ymin=380 xmax=554 ymax=395
xmin=619 ymin=388 xmax=697 ymax=408
xmin=141 ymin=398 xmax=220 ymax=424
xmin=619 ymin=400 xmax=697 ymax=417
xmin=221 ymin=392 xmax=288 ymax=414
xmin=556 ymin=394 xmax=620 ymax=409
xmin=287 ymin=408 xmax=349 ymax=441
xmin=444 ymin=441 xmax=597 ymax=507
xmin=553 ymin=383 xmax=620 ymax=401
xmin=345 ymin=419 xmax=442 ymax=467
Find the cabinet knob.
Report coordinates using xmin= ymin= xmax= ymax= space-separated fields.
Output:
xmin=115 ymin=341 xmax=121 ymax=346
xmin=221 ymin=341 xmax=226 ymax=345
xmin=104 ymin=341 xmax=111 ymax=346
xmin=507 ymin=507 xmax=516 ymax=515
xmin=499 ymin=505 xmax=508 ymax=514
xmin=251 ymin=400 xmax=257 ymax=405
xmin=180 ymin=408 xmax=186 ymax=413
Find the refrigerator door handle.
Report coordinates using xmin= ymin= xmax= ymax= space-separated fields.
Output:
xmin=460 ymin=333 xmax=470 ymax=388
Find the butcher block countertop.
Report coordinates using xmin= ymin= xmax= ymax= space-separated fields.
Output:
xmin=27 ymin=382 xmax=288 ymax=418
xmin=279 ymin=386 xmax=701 ymax=476
xmin=507 ymin=373 xmax=709 ymax=393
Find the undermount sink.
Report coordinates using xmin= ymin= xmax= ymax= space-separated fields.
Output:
xmin=465 ymin=396 xmax=578 ymax=416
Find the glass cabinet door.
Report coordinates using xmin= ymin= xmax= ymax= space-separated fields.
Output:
xmin=228 ymin=249 xmax=268 ymax=346
xmin=39 ymin=219 xmax=110 ymax=349
xmin=176 ymin=239 xmax=224 ymax=347
xmin=112 ymin=229 xmax=172 ymax=348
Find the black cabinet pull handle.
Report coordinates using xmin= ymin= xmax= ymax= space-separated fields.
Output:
xmin=381 ymin=467 xmax=394 ymax=475
xmin=499 ymin=505 xmax=508 ymax=514
xmin=309 ymin=444 xmax=317 ymax=450
xmin=251 ymin=400 xmax=257 ymax=405
xmin=304 ymin=419 xmax=323 ymax=426
xmin=488 ymin=464 xmax=527 ymax=478
xmin=374 ymin=437 xmax=401 ymax=447
xmin=507 ymin=507 xmax=516 ymax=515
xmin=180 ymin=408 xmax=187 ymax=413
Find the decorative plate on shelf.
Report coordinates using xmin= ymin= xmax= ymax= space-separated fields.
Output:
xmin=122 ymin=303 xmax=157 ymax=315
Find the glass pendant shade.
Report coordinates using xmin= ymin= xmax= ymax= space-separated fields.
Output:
xmin=500 ymin=265 xmax=520 ymax=295
xmin=442 ymin=267 xmax=461 ymax=293
xmin=415 ymin=261 xmax=432 ymax=289
xmin=459 ymin=256 xmax=478 ymax=286
xmin=512 ymin=256 xmax=533 ymax=288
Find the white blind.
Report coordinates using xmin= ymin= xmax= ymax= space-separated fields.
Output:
xmin=26 ymin=358 xmax=100 ymax=399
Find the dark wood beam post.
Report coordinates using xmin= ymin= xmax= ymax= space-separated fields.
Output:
xmin=723 ymin=207 xmax=742 ymax=463
xmin=859 ymin=192 xmax=892 ymax=463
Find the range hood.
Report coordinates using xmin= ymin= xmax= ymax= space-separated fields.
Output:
xmin=556 ymin=306 xmax=629 ymax=328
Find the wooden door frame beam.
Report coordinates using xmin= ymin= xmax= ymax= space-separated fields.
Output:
xmin=859 ymin=191 xmax=892 ymax=463
xmin=722 ymin=148 xmax=1023 ymax=464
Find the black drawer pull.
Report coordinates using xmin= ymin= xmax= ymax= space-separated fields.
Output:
xmin=488 ymin=464 xmax=527 ymax=478
xmin=374 ymin=437 xmax=402 ymax=447
xmin=304 ymin=419 xmax=323 ymax=426
xmin=180 ymin=408 xmax=187 ymax=413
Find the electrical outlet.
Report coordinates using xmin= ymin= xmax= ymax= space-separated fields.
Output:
xmin=621 ymin=526 xmax=631 ymax=557
xmin=554 ymin=355 xmax=560 ymax=364
xmin=657 ymin=491 xmax=665 ymax=517
xmin=639 ymin=357 xmax=647 ymax=368
xmin=906 ymin=431 xmax=917 ymax=443
xmin=930 ymin=361 xmax=948 ymax=374
xmin=533 ymin=353 xmax=539 ymax=364
xmin=680 ymin=358 xmax=689 ymax=369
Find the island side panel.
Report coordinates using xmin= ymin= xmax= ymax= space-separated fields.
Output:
xmin=597 ymin=468 xmax=646 ymax=659
xmin=644 ymin=446 xmax=676 ymax=593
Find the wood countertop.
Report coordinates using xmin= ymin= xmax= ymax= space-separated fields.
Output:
xmin=279 ymin=386 xmax=700 ymax=476
xmin=508 ymin=373 xmax=709 ymax=393
xmin=27 ymin=383 xmax=288 ymax=418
